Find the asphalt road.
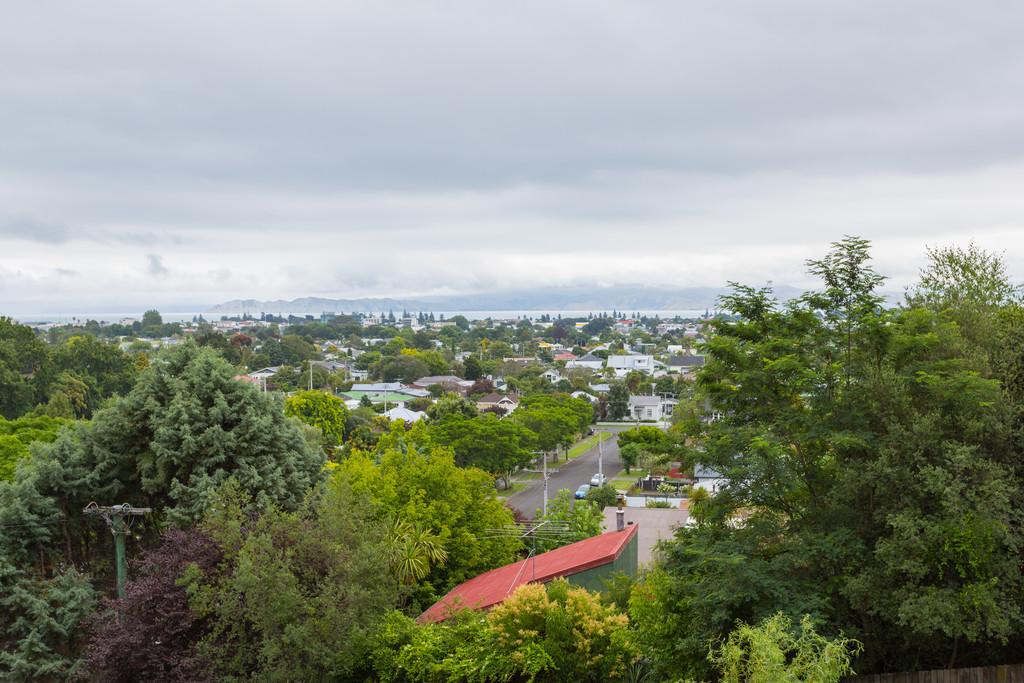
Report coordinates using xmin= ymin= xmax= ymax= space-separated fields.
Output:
xmin=506 ymin=425 xmax=637 ymax=519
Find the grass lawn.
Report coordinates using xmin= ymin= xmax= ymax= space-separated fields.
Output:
xmin=567 ymin=431 xmax=613 ymax=458
xmin=516 ymin=471 xmax=544 ymax=481
xmin=610 ymin=469 xmax=648 ymax=492
xmin=496 ymin=481 xmax=529 ymax=497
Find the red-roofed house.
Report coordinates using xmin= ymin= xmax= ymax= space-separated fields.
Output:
xmin=419 ymin=522 xmax=639 ymax=623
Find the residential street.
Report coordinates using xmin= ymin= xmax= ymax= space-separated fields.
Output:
xmin=505 ymin=425 xmax=636 ymax=519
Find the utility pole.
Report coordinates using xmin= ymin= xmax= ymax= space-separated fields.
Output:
xmin=542 ymin=452 xmax=548 ymax=516
xmin=598 ymin=430 xmax=603 ymax=480
xmin=83 ymin=502 xmax=152 ymax=599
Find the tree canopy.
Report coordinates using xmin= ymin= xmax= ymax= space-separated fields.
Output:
xmin=633 ymin=237 xmax=1024 ymax=677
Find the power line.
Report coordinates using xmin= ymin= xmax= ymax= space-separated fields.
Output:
xmin=0 ymin=518 xmax=77 ymax=529
xmin=0 ymin=514 xmax=103 ymax=529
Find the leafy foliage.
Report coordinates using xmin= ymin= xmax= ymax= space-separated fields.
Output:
xmin=375 ymin=580 xmax=638 ymax=683
xmin=638 ymin=237 xmax=1024 ymax=676
xmin=708 ymin=613 xmax=861 ymax=683
xmin=284 ymin=389 xmax=349 ymax=456
xmin=50 ymin=335 xmax=138 ymax=419
xmin=0 ymin=558 xmax=97 ymax=682
xmin=585 ymin=483 xmax=620 ymax=508
xmin=0 ymin=317 xmax=53 ymax=420
xmin=77 ymin=526 xmax=220 ymax=683
xmin=332 ymin=423 xmax=521 ymax=593
xmin=0 ymin=415 xmax=70 ymax=482
xmin=429 ymin=414 xmax=536 ymax=488
xmin=534 ymin=489 xmax=604 ymax=553
xmin=182 ymin=480 xmax=398 ymax=681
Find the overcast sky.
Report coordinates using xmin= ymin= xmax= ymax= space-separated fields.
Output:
xmin=3 ymin=1 xmax=1024 ymax=314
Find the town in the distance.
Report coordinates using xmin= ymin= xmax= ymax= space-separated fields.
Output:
xmin=2 ymin=239 xmax=1022 ymax=682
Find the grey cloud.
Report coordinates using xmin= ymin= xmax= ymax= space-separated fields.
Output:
xmin=4 ymin=1 xmax=1024 ymax=194
xmin=1 ymin=215 xmax=72 ymax=244
xmin=2 ymin=2 xmax=1024 ymax=313
xmin=146 ymin=254 xmax=168 ymax=277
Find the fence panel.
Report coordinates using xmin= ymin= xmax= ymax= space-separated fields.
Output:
xmin=844 ymin=664 xmax=1024 ymax=683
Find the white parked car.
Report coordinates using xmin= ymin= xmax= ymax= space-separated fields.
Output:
xmin=590 ymin=473 xmax=607 ymax=487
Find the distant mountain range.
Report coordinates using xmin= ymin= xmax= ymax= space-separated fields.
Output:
xmin=204 ymin=285 xmax=806 ymax=318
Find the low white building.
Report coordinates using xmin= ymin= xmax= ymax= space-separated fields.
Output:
xmin=385 ymin=407 xmax=427 ymax=422
xmin=607 ymin=354 xmax=655 ymax=374
xmin=565 ymin=353 xmax=605 ymax=371
xmin=627 ymin=395 xmax=678 ymax=421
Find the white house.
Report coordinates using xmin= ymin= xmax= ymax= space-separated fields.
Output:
xmin=565 ymin=353 xmax=605 ymax=371
xmin=249 ymin=367 xmax=280 ymax=381
xmin=607 ymin=354 xmax=655 ymax=374
xmin=541 ymin=369 xmax=565 ymax=384
xmin=627 ymin=395 xmax=678 ymax=421
xmin=385 ymin=406 xmax=427 ymax=422
xmin=692 ymin=463 xmax=725 ymax=493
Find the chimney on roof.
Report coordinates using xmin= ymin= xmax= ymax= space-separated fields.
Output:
xmin=616 ymin=493 xmax=626 ymax=531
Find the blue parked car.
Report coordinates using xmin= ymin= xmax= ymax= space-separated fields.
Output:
xmin=575 ymin=484 xmax=592 ymax=499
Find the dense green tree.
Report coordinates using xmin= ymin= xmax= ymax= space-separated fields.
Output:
xmin=0 ymin=317 xmax=53 ymax=419
xmin=375 ymin=354 xmax=430 ymax=383
xmin=429 ymin=414 xmax=536 ymax=488
xmin=332 ymin=423 xmax=520 ymax=593
xmin=375 ymin=579 xmax=637 ymax=683
xmin=50 ymin=335 xmax=138 ymax=418
xmin=533 ymin=489 xmax=603 ymax=553
xmin=180 ymin=480 xmax=398 ymax=681
xmin=284 ymin=390 xmax=349 ymax=457
xmin=259 ymin=337 xmax=301 ymax=366
xmin=585 ymin=483 xmax=620 ymax=508
xmin=638 ymin=238 xmax=1024 ymax=677
xmin=618 ymin=442 xmax=639 ymax=474
xmin=415 ymin=349 xmax=450 ymax=376
xmin=0 ymin=416 xmax=71 ymax=482
xmin=482 ymin=580 xmax=637 ymax=682
xmin=267 ymin=364 xmax=302 ymax=391
xmin=706 ymin=613 xmax=861 ymax=683
xmin=4 ymin=341 xmax=323 ymax=549
xmin=0 ymin=558 xmax=98 ymax=682
xmin=425 ymin=393 xmax=478 ymax=421
xmin=617 ymin=425 xmax=672 ymax=454
xmin=512 ymin=404 xmax=577 ymax=460
xmin=606 ymin=381 xmax=630 ymax=420
xmin=463 ymin=356 xmax=483 ymax=381
xmin=448 ymin=315 xmax=470 ymax=331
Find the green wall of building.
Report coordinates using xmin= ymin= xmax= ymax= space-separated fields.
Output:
xmin=566 ymin=529 xmax=639 ymax=592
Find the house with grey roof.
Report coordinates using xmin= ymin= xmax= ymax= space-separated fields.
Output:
xmin=565 ymin=353 xmax=605 ymax=371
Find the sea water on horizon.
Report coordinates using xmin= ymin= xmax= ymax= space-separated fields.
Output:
xmin=6 ymin=308 xmax=713 ymax=326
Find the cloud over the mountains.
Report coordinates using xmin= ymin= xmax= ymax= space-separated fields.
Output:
xmin=2 ymin=1 xmax=1023 ymax=313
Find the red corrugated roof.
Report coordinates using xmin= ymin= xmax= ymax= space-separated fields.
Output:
xmin=419 ymin=522 xmax=639 ymax=623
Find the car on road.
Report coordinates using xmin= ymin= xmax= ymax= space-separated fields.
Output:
xmin=575 ymin=484 xmax=591 ymax=499
xmin=590 ymin=473 xmax=607 ymax=487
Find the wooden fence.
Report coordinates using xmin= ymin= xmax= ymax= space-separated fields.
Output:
xmin=845 ymin=663 xmax=1024 ymax=683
